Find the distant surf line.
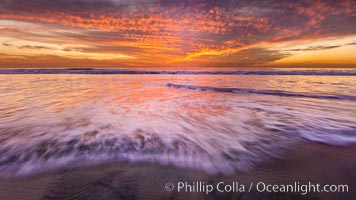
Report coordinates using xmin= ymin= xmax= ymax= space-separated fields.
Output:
xmin=1 ymin=69 xmax=356 ymax=76
xmin=167 ymin=83 xmax=356 ymax=101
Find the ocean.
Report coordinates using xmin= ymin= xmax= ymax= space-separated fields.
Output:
xmin=0 ymin=69 xmax=356 ymax=177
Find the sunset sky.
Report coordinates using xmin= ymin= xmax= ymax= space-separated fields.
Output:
xmin=0 ymin=0 xmax=355 ymax=69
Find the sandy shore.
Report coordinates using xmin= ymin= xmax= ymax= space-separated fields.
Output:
xmin=0 ymin=142 xmax=355 ymax=200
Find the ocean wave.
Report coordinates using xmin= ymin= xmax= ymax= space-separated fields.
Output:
xmin=0 ymin=130 xmax=292 ymax=177
xmin=0 ymin=75 xmax=356 ymax=177
xmin=167 ymin=83 xmax=356 ymax=101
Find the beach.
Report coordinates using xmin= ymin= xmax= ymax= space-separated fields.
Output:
xmin=0 ymin=141 xmax=355 ymax=200
xmin=1 ymin=0 xmax=356 ymax=198
xmin=1 ymin=0 xmax=355 ymax=198
xmin=0 ymin=72 xmax=355 ymax=199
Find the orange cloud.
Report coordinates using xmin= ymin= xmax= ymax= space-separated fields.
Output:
xmin=0 ymin=0 xmax=355 ymax=68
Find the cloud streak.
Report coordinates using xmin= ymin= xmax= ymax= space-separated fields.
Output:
xmin=287 ymin=45 xmax=341 ymax=52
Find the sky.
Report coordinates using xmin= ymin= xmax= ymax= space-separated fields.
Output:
xmin=0 ymin=0 xmax=355 ymax=69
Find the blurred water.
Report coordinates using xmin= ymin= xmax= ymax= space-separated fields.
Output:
xmin=0 ymin=74 xmax=355 ymax=176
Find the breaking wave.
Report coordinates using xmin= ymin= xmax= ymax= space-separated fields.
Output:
xmin=167 ymin=83 xmax=356 ymax=101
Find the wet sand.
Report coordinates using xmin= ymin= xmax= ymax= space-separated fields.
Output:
xmin=0 ymin=142 xmax=355 ymax=200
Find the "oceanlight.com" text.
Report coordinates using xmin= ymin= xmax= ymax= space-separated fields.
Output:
xmin=165 ymin=181 xmax=349 ymax=195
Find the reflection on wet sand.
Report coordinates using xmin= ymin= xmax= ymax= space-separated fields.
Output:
xmin=42 ymin=165 xmax=321 ymax=200
xmin=1 ymin=142 xmax=355 ymax=200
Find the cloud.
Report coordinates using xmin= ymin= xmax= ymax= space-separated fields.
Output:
xmin=2 ymin=41 xmax=13 ymax=47
xmin=2 ymin=40 xmax=58 ymax=50
xmin=0 ymin=0 xmax=355 ymax=68
xmin=176 ymin=47 xmax=291 ymax=68
xmin=287 ymin=45 xmax=341 ymax=51
xmin=18 ymin=45 xmax=56 ymax=50
xmin=231 ymin=48 xmax=291 ymax=65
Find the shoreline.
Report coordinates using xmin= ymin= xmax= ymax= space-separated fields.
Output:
xmin=1 ymin=142 xmax=355 ymax=199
